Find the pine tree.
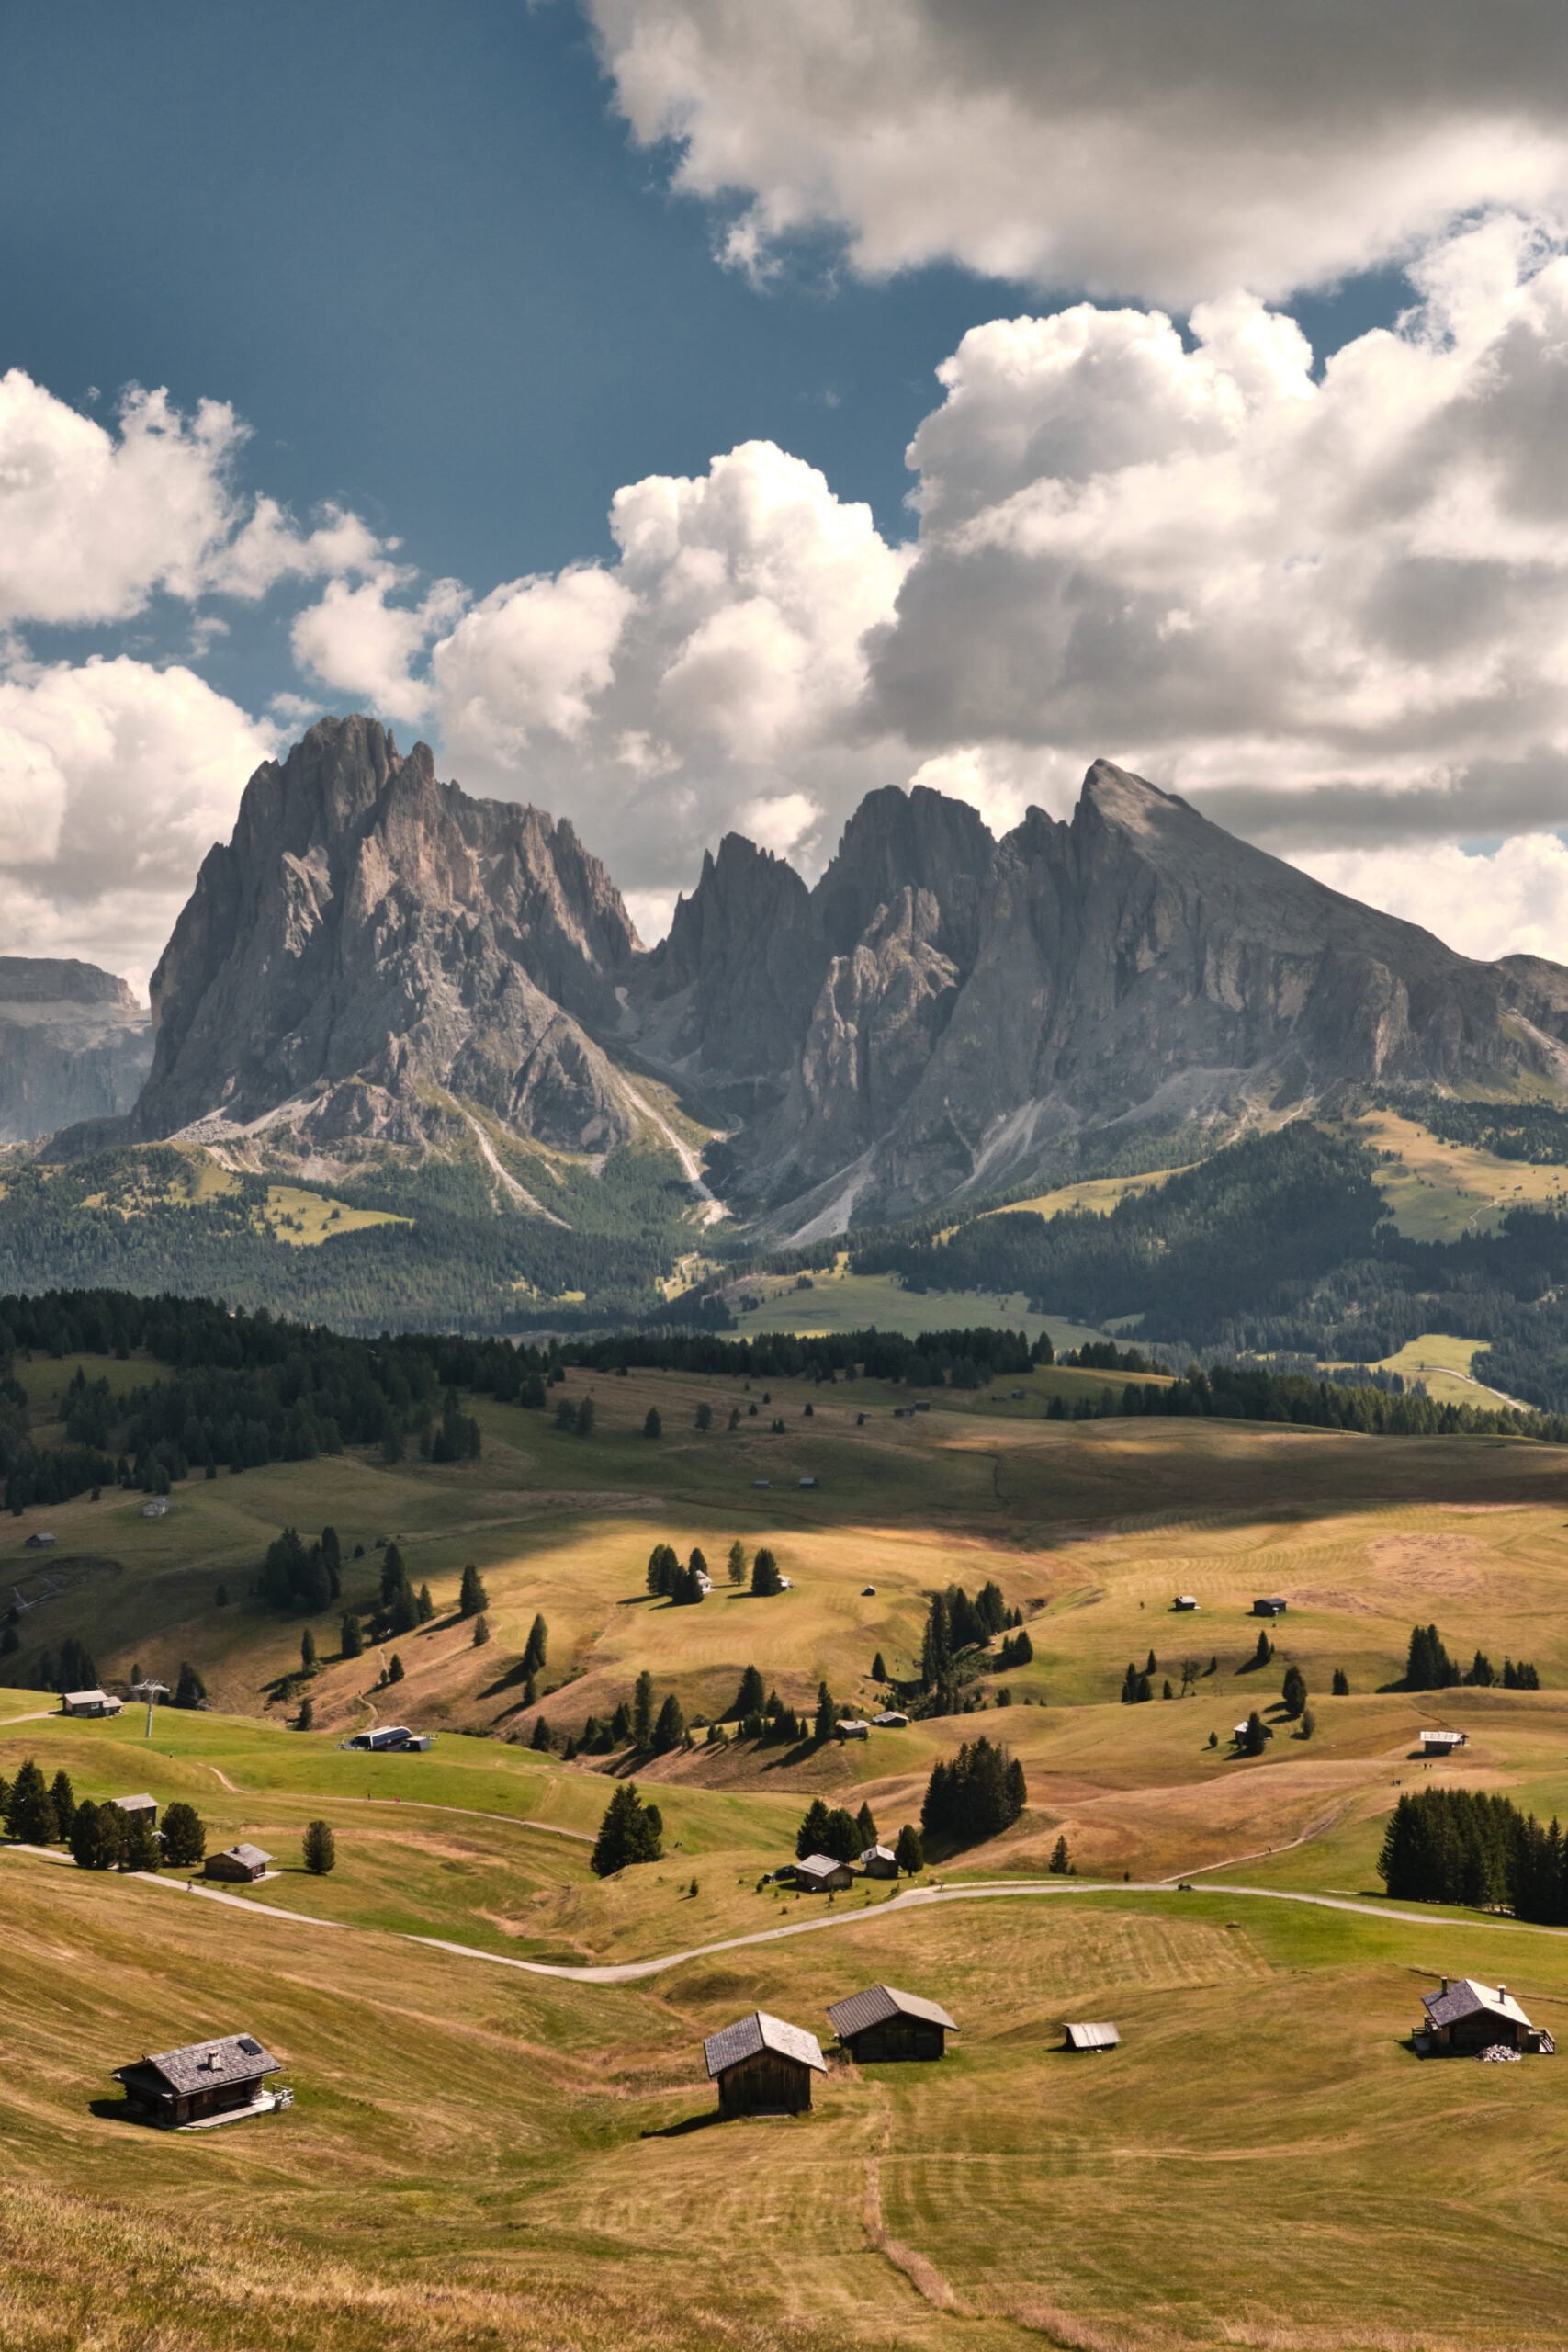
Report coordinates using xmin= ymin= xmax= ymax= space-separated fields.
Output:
xmin=48 ymin=1770 xmax=76 ymax=1843
xmin=796 ymin=1799 xmax=833 ymax=1859
xmin=1280 ymin=1664 xmax=1307 ymax=1719
xmin=472 ymin=1613 xmax=491 ymax=1647
xmin=298 ymin=1695 xmax=315 ymax=1730
xmin=694 ymin=1402 xmax=713 ymax=1431
xmin=1048 ymin=1834 xmax=1070 ymax=1874
xmin=341 ymin=1611 xmax=363 ymax=1658
xmin=416 ymin=1583 xmax=434 ymax=1624
xmin=1331 ymin=1667 xmax=1349 ymax=1695
xmin=871 ymin=1650 xmax=887 ymax=1683
xmin=6 ymin=1758 xmax=57 ymax=1844
xmin=1238 ymin=1712 xmax=1269 ymax=1757
xmin=458 ymin=1562 xmax=489 ymax=1618
xmin=633 ymin=1669 xmax=655 ymax=1748
xmin=592 ymin=1781 xmax=663 ymax=1875
xmin=894 ymin=1823 xmax=924 ymax=1875
xmin=728 ymin=1539 xmax=747 ymax=1586
xmin=301 ymin=1627 xmax=318 ymax=1674
xmin=855 ymin=1799 xmax=877 ymax=1850
xmin=174 ymin=1659 xmax=207 ymax=1710
xmin=1145 ymin=1649 xmax=1157 ymax=1676
xmin=750 ymin=1548 xmax=783 ymax=1597
xmin=123 ymin=1813 xmax=161 ymax=1873
xmin=732 ymin=1663 xmax=765 ymax=1719
xmin=610 ymin=1698 xmax=632 ymax=1744
xmin=303 ymin=1819 xmax=336 ymax=1874
xmin=161 ymin=1801 xmax=206 ymax=1867
xmin=1251 ymin=1630 xmax=1274 ymax=1669
xmin=574 ymin=1396 xmax=595 ymax=1438
xmin=643 ymin=1407 xmax=662 ymax=1440
xmin=71 ymin=1800 xmax=123 ymax=1870
xmin=652 ymin=1692 xmax=685 ymax=1753
xmin=531 ymin=1714 xmax=554 ymax=1751
xmin=523 ymin=1614 xmax=548 ymax=1675
xmin=388 ymin=1653 xmax=405 ymax=1684
xmin=814 ymin=1681 xmax=838 ymax=1743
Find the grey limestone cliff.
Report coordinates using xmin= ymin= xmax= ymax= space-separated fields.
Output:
xmin=0 ymin=960 xmax=151 ymax=1144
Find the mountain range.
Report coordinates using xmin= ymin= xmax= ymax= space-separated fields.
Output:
xmin=21 ymin=713 xmax=1566 ymax=1252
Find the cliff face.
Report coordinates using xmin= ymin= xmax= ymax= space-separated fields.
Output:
xmin=0 ymin=961 xmax=150 ymax=1144
xmin=131 ymin=716 xmax=641 ymax=1154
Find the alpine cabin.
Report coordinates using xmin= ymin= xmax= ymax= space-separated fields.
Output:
xmin=113 ymin=2034 xmax=284 ymax=2128
xmin=827 ymin=1984 xmax=957 ymax=2062
xmin=60 ymin=1689 xmax=122 ymax=1718
xmin=204 ymin=1843 xmax=273 ymax=1883
xmin=703 ymin=2012 xmax=826 ymax=2117
xmin=794 ymin=1853 xmax=854 ymax=1892
xmin=1420 ymin=1977 xmax=1553 ymax=2054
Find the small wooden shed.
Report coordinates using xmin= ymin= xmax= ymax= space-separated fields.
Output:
xmin=60 ymin=1689 xmax=122 ymax=1719
xmin=113 ymin=2033 xmax=283 ymax=2128
xmin=828 ymin=1984 xmax=957 ymax=2062
xmin=794 ymin=1853 xmax=855 ymax=1892
xmin=1064 ymin=2021 xmax=1121 ymax=2052
xmin=703 ymin=2011 xmax=826 ymax=2116
xmin=1421 ymin=1977 xmax=1552 ymax=2054
xmin=1421 ymin=1728 xmax=1468 ymax=1757
xmin=860 ymin=1843 xmax=898 ymax=1878
xmin=1253 ymin=1597 xmax=1288 ymax=1617
xmin=205 ymin=1843 xmax=273 ymax=1883
xmin=1171 ymin=1595 xmax=1199 ymax=1612
xmin=114 ymin=1793 xmax=159 ymax=1826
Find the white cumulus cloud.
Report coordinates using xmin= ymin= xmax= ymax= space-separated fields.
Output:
xmin=588 ymin=0 xmax=1568 ymax=305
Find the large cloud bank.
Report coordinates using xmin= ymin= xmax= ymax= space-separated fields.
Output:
xmin=588 ymin=0 xmax=1568 ymax=305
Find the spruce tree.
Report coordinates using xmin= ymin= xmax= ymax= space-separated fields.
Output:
xmin=574 ymin=1396 xmax=595 ymax=1438
xmin=458 ymin=1562 xmax=489 ymax=1617
xmin=341 ymin=1611 xmax=363 ymax=1658
xmin=523 ymin=1614 xmax=548 ymax=1675
xmin=633 ymin=1669 xmax=655 ymax=1748
xmin=652 ymin=1692 xmax=685 ymax=1754
xmin=732 ymin=1663 xmax=765 ymax=1719
xmin=1280 ymin=1664 xmax=1307 ymax=1719
xmin=174 ymin=1659 xmax=207 ymax=1710
xmin=161 ymin=1801 xmax=206 ymax=1867
xmin=795 ymin=1798 xmax=832 ymax=1859
xmin=814 ymin=1681 xmax=838 ymax=1743
xmin=1331 ymin=1667 xmax=1349 ymax=1695
xmin=854 ymin=1799 xmax=877 ymax=1850
xmin=871 ymin=1650 xmax=887 ymax=1683
xmin=531 ymin=1714 xmax=554 ymax=1751
xmin=301 ymin=1627 xmax=318 ymax=1674
xmin=610 ymin=1698 xmax=632 ymax=1745
xmin=388 ymin=1653 xmax=405 ymax=1684
xmin=472 ymin=1613 xmax=491 ymax=1647
xmin=643 ymin=1407 xmax=662 ymax=1440
xmin=894 ymin=1823 xmax=924 ymax=1875
xmin=592 ymin=1781 xmax=663 ymax=1876
xmin=6 ymin=1758 xmax=57 ymax=1844
xmin=303 ymin=1819 xmax=336 ymax=1874
xmin=71 ymin=1800 xmax=122 ymax=1870
xmin=1238 ymin=1711 xmax=1269 ymax=1757
xmin=49 ymin=1770 xmax=76 ymax=1843
xmin=728 ymin=1539 xmax=747 ymax=1586
xmin=1048 ymin=1834 xmax=1070 ymax=1874
xmin=416 ymin=1583 xmax=434 ymax=1624
xmin=123 ymin=1813 xmax=161 ymax=1873
xmin=750 ymin=1548 xmax=783 ymax=1597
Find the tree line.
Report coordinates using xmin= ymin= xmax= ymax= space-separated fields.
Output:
xmin=1379 ymin=1786 xmax=1568 ymax=1921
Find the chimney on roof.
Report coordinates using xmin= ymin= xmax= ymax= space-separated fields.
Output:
xmin=1498 ymin=1984 xmax=1506 ymax=2001
xmin=1440 ymin=1977 xmax=1449 ymax=1995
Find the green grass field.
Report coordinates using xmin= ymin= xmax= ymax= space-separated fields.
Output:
xmin=10 ymin=1351 xmax=1568 ymax=2346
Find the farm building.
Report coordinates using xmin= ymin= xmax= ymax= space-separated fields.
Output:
xmin=60 ymin=1689 xmax=122 ymax=1719
xmin=204 ymin=1844 xmax=273 ymax=1883
xmin=874 ymin=1710 xmax=909 ymax=1728
xmin=113 ymin=2033 xmax=285 ymax=2128
xmin=703 ymin=2011 xmax=826 ymax=2116
xmin=794 ymin=1853 xmax=855 ymax=1892
xmin=141 ymin=1498 xmax=169 ymax=1520
xmin=1065 ymin=2022 xmax=1122 ymax=2052
xmin=1171 ymin=1595 xmax=1199 ymax=1612
xmin=24 ymin=1531 xmax=55 ymax=1548
xmin=1421 ymin=1728 xmax=1468 ymax=1756
xmin=860 ymin=1844 xmax=898 ymax=1878
xmin=835 ymin=1719 xmax=871 ymax=1740
xmin=1419 ymin=1978 xmax=1553 ymax=2055
xmin=828 ymin=1984 xmax=957 ymax=2062
xmin=798 ymin=1476 xmax=819 ymax=1489
xmin=113 ymin=1794 xmax=159 ymax=1827
xmin=1253 ymin=1597 xmax=1288 ymax=1617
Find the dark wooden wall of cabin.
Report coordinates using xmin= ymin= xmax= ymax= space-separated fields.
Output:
xmin=716 ymin=2051 xmax=813 ymax=2115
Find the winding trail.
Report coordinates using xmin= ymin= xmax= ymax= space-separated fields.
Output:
xmin=11 ymin=1838 xmax=1568 ymax=1985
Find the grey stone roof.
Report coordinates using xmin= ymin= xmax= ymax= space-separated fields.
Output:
xmin=116 ymin=2033 xmax=280 ymax=2095
xmin=827 ymin=1984 xmax=958 ymax=2041
xmin=703 ymin=2011 xmax=826 ymax=2078
xmin=62 ymin=1690 xmax=114 ymax=1708
xmin=1422 ymin=1977 xmax=1532 ymax=2030
xmin=113 ymin=1794 xmax=157 ymax=1813
xmin=1066 ymin=2021 xmax=1121 ymax=2050
xmin=219 ymin=1844 xmax=273 ymax=1869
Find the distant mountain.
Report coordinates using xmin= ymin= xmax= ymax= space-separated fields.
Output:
xmin=27 ymin=718 xmax=1568 ymax=1261
xmin=0 ymin=958 xmax=150 ymax=1145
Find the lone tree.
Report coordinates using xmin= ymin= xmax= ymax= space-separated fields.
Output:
xmin=643 ymin=1407 xmax=662 ymax=1440
xmin=728 ymin=1539 xmax=748 ymax=1586
xmin=652 ymin=1692 xmax=686 ymax=1754
xmin=174 ymin=1660 xmax=207 ymax=1710
xmin=340 ymin=1611 xmax=363 ymax=1659
xmin=1331 ymin=1668 xmax=1350 ymax=1695
xmin=387 ymin=1653 xmax=405 ymax=1684
xmin=632 ymin=1669 xmax=655 ymax=1749
xmin=161 ymin=1801 xmax=206 ymax=1868
xmin=574 ymin=1396 xmax=595 ymax=1439
xmin=1048 ymin=1834 xmax=1071 ymax=1875
xmin=871 ymin=1650 xmax=887 ymax=1683
xmin=854 ymin=1799 xmax=877 ymax=1849
xmin=303 ymin=1819 xmax=336 ymax=1875
xmin=750 ymin=1548 xmax=783 ymax=1598
xmin=694 ymin=1401 xmax=713 ymax=1432
xmin=458 ymin=1562 xmax=489 ymax=1618
xmin=894 ymin=1823 xmax=925 ymax=1875
xmin=523 ymin=1613 xmax=549 ymax=1676
xmin=300 ymin=1627 xmax=319 ymax=1675
xmin=1249 ymin=1630 xmax=1274 ymax=1669
xmin=472 ymin=1612 xmax=491 ymax=1647
xmin=1280 ymin=1664 xmax=1308 ymax=1719
xmin=592 ymin=1781 xmax=664 ymax=1876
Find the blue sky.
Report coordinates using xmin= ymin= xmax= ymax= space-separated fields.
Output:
xmin=2 ymin=0 xmax=1566 ymax=983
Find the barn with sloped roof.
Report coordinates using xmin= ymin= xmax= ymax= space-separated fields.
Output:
xmin=703 ymin=2012 xmax=826 ymax=2116
xmin=827 ymin=1984 xmax=958 ymax=2062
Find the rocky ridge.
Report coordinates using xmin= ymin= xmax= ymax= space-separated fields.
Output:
xmin=0 ymin=960 xmax=151 ymax=1145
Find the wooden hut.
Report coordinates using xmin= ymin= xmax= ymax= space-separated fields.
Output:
xmin=1420 ymin=1977 xmax=1552 ymax=2054
xmin=60 ymin=1689 xmax=122 ymax=1719
xmin=1421 ymin=1728 xmax=1467 ymax=1757
xmin=204 ymin=1843 xmax=273 ymax=1883
xmin=113 ymin=1793 xmax=159 ymax=1827
xmin=794 ymin=1853 xmax=854 ymax=1892
xmin=1065 ymin=2021 xmax=1121 ymax=2052
xmin=113 ymin=2033 xmax=283 ymax=2128
xmin=703 ymin=2011 xmax=826 ymax=2116
xmin=1171 ymin=1595 xmax=1200 ymax=1612
xmin=828 ymin=1984 xmax=957 ymax=2062
xmin=1253 ymin=1597 xmax=1288 ymax=1617
xmin=860 ymin=1843 xmax=898 ymax=1878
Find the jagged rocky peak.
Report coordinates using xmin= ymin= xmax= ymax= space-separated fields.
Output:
xmin=812 ymin=783 xmax=995 ymax=961
xmin=635 ymin=831 xmax=827 ymax=1089
xmin=131 ymin=716 xmax=640 ymax=1156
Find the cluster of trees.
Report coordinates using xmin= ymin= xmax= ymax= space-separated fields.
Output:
xmin=591 ymin=1781 xmax=663 ymax=1876
xmin=0 ymin=1761 xmax=209 ymax=1871
xmin=372 ymin=1544 xmax=435 ymax=1639
xmin=1390 ymin=1091 xmax=1568 ymax=1167
xmin=792 ymin=1796 xmax=924 ymax=1872
xmin=562 ymin=1325 xmax=1053 ymax=1387
xmin=920 ymin=1736 xmax=1027 ymax=1850
xmin=259 ymin=1524 xmax=343 ymax=1612
xmin=1379 ymin=1787 xmax=1568 ymax=1919
xmin=1404 ymin=1624 xmax=1540 ymax=1692
xmin=996 ymin=1628 xmax=1034 ymax=1671
xmin=728 ymin=1664 xmax=806 ymax=1744
xmin=646 ymin=1544 xmax=709 ymax=1605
